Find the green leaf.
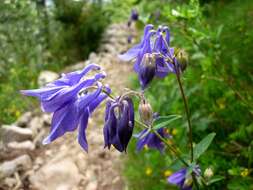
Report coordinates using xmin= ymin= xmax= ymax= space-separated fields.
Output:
xmin=193 ymin=133 xmax=216 ymax=160
xmin=153 ymin=115 xmax=182 ymax=130
xmin=207 ymin=176 xmax=225 ymax=185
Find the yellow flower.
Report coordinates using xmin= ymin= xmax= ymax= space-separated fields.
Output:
xmin=172 ymin=129 xmax=178 ymax=135
xmin=216 ymin=98 xmax=226 ymax=109
xmin=15 ymin=110 xmax=21 ymax=118
xmin=240 ymin=169 xmax=249 ymax=177
xmin=145 ymin=167 xmax=152 ymax=176
xmin=164 ymin=170 xmax=173 ymax=177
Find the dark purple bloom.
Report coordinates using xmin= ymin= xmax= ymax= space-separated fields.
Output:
xmin=127 ymin=35 xmax=133 ymax=44
xmin=103 ymin=97 xmax=135 ymax=152
xmin=21 ymin=64 xmax=111 ymax=152
xmin=127 ymin=20 xmax=132 ymax=27
xmin=131 ymin=9 xmax=139 ymax=21
xmin=168 ymin=166 xmax=201 ymax=190
xmin=136 ymin=127 xmax=169 ymax=152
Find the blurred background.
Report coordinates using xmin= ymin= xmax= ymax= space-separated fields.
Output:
xmin=0 ymin=0 xmax=252 ymax=189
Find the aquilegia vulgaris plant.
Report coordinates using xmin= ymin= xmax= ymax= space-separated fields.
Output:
xmin=21 ymin=24 xmax=216 ymax=189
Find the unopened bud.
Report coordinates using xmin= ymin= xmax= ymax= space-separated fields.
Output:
xmin=176 ymin=49 xmax=188 ymax=72
xmin=138 ymin=99 xmax=153 ymax=125
xmin=204 ymin=168 xmax=214 ymax=178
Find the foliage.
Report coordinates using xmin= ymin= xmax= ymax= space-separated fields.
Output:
xmin=0 ymin=0 xmax=108 ymax=124
xmin=119 ymin=0 xmax=253 ymax=189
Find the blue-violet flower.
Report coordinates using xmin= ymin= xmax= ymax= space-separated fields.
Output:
xmin=21 ymin=64 xmax=111 ymax=152
xmin=136 ymin=127 xmax=170 ymax=152
xmin=168 ymin=165 xmax=201 ymax=190
xmin=119 ymin=25 xmax=178 ymax=89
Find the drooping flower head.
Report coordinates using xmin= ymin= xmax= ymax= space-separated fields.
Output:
xmin=119 ymin=24 xmax=186 ymax=89
xmin=168 ymin=165 xmax=201 ymax=190
xmin=103 ymin=96 xmax=135 ymax=152
xmin=21 ymin=64 xmax=111 ymax=152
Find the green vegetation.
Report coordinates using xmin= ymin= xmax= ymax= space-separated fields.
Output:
xmin=0 ymin=0 xmax=108 ymax=124
xmin=117 ymin=0 xmax=253 ymax=189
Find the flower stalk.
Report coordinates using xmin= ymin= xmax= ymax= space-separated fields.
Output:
xmin=175 ymin=68 xmax=194 ymax=162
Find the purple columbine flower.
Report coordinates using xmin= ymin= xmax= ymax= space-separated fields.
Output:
xmin=127 ymin=9 xmax=139 ymax=27
xmin=119 ymin=25 xmax=178 ymax=89
xmin=21 ymin=64 xmax=111 ymax=152
xmin=103 ymin=97 xmax=134 ymax=152
xmin=127 ymin=35 xmax=133 ymax=44
xmin=118 ymin=24 xmax=154 ymax=62
xmin=168 ymin=166 xmax=201 ymax=190
xmin=136 ymin=127 xmax=170 ymax=152
xmin=131 ymin=9 xmax=139 ymax=21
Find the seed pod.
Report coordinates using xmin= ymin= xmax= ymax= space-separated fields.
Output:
xmin=176 ymin=49 xmax=188 ymax=72
xmin=138 ymin=99 xmax=153 ymax=125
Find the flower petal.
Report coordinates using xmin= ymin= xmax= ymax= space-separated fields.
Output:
xmin=117 ymin=101 xmax=133 ymax=152
xmin=118 ymin=24 xmax=154 ymax=61
xmin=168 ymin=168 xmax=186 ymax=186
xmin=42 ymin=73 xmax=105 ymax=113
xmin=42 ymin=101 xmax=79 ymax=145
xmin=78 ymin=110 xmax=89 ymax=152
xmin=52 ymin=63 xmax=101 ymax=87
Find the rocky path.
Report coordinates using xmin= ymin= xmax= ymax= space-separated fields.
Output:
xmin=0 ymin=23 xmax=136 ymax=190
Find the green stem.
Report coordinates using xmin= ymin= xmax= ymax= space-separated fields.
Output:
xmin=193 ymin=175 xmax=200 ymax=190
xmin=135 ymin=119 xmax=149 ymax=129
xmin=162 ymin=36 xmax=194 ymax=162
xmin=135 ymin=119 xmax=189 ymax=166
xmin=152 ymin=129 xmax=189 ymax=167
xmin=174 ymin=69 xmax=194 ymax=162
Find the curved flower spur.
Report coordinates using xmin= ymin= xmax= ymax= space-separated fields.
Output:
xmin=21 ymin=64 xmax=111 ymax=152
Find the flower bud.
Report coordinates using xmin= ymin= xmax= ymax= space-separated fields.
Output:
xmin=204 ymin=168 xmax=214 ymax=178
xmin=138 ymin=99 xmax=153 ymax=125
xmin=176 ymin=49 xmax=188 ymax=72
